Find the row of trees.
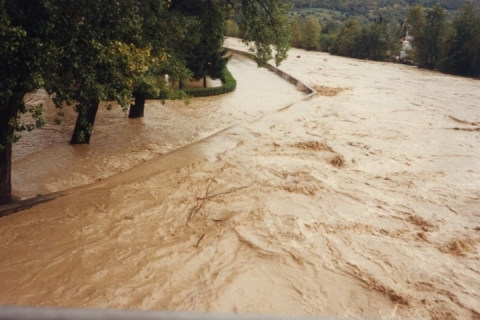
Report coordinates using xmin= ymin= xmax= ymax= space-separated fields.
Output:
xmin=407 ymin=2 xmax=480 ymax=77
xmin=286 ymin=2 xmax=480 ymax=77
xmin=328 ymin=16 xmax=401 ymax=61
xmin=290 ymin=15 xmax=322 ymax=50
xmin=288 ymin=0 xmax=469 ymax=16
xmin=288 ymin=14 xmax=401 ymax=61
xmin=0 ymin=0 xmax=292 ymax=205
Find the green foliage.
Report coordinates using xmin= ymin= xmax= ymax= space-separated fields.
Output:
xmin=0 ymin=0 xmax=49 ymax=144
xmin=352 ymin=22 xmax=388 ymax=60
xmin=330 ymin=18 xmax=362 ymax=56
xmin=439 ymin=2 xmax=480 ymax=77
xmin=1 ymin=0 xmax=50 ymax=205
xmin=39 ymin=0 xmax=154 ymax=143
xmin=318 ymin=33 xmax=335 ymax=51
xmin=406 ymin=5 xmax=427 ymax=65
xmin=170 ymin=0 xmax=229 ymax=82
xmin=287 ymin=0 xmax=472 ymax=18
xmin=289 ymin=18 xmax=302 ymax=48
xmin=422 ymin=5 xmax=447 ymax=69
xmin=231 ymin=0 xmax=292 ymax=66
xmin=43 ymin=0 xmax=149 ymax=109
xmin=287 ymin=0 xmax=479 ymax=65
xmin=129 ymin=0 xmax=193 ymax=108
xmin=327 ymin=17 xmax=392 ymax=61
xmin=289 ymin=15 xmax=322 ymax=50
xmin=14 ymin=104 xmax=46 ymax=133
xmin=182 ymin=67 xmax=237 ymax=97
xmin=0 ymin=0 xmax=299 ymax=203
xmin=406 ymin=5 xmax=425 ymax=38
xmin=287 ymin=0 xmax=479 ymax=77
xmin=404 ymin=2 xmax=479 ymax=75
xmin=226 ymin=20 xmax=241 ymax=37
xmin=384 ymin=21 xmax=403 ymax=54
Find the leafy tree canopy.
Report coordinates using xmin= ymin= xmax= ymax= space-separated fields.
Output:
xmin=0 ymin=0 xmax=293 ymax=205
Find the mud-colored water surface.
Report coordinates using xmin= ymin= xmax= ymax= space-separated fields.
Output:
xmin=1 ymin=38 xmax=480 ymax=319
xmin=12 ymin=53 xmax=305 ymax=199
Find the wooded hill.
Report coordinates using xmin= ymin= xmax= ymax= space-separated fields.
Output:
xmin=283 ymin=0 xmax=480 ymax=79
xmin=287 ymin=0 xmax=480 ymax=24
xmin=288 ymin=0 xmax=478 ymax=14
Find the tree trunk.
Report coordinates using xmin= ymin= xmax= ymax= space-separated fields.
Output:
xmin=0 ymin=137 xmax=13 ymax=207
xmin=203 ymin=75 xmax=207 ymax=88
xmin=70 ymin=100 xmax=99 ymax=145
xmin=0 ymin=94 xmax=22 ymax=206
xmin=128 ymin=92 xmax=146 ymax=118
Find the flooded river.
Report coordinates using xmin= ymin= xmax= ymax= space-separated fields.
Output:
xmin=12 ymin=53 xmax=305 ymax=199
xmin=1 ymin=38 xmax=480 ymax=319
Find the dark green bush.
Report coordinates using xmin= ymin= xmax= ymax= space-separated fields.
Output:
xmin=183 ymin=67 xmax=236 ymax=97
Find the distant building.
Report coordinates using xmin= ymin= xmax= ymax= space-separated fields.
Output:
xmin=398 ymin=33 xmax=414 ymax=61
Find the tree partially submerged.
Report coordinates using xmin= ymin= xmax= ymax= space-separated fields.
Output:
xmin=42 ymin=0 xmax=152 ymax=144
xmin=0 ymin=0 xmax=293 ymax=205
xmin=170 ymin=0 xmax=231 ymax=88
xmin=0 ymin=0 xmax=50 ymax=205
xmin=129 ymin=0 xmax=293 ymax=118
xmin=128 ymin=0 xmax=194 ymax=118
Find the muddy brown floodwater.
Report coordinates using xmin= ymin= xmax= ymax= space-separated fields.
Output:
xmin=11 ymin=53 xmax=305 ymax=199
xmin=1 ymin=38 xmax=480 ymax=319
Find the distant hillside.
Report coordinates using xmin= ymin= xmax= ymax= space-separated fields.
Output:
xmin=287 ymin=0 xmax=479 ymax=15
xmin=285 ymin=0 xmax=480 ymax=78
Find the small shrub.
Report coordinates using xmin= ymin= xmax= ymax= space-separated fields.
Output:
xmin=183 ymin=67 xmax=236 ymax=97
